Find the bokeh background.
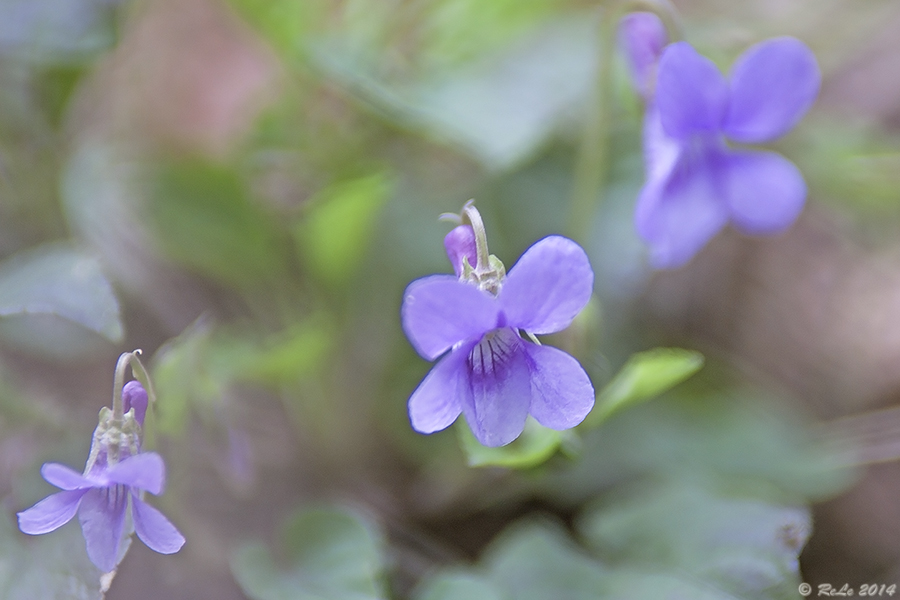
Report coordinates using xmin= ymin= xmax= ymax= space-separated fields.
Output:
xmin=0 ymin=0 xmax=899 ymax=597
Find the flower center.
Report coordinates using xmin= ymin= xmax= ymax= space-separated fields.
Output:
xmin=469 ymin=328 xmax=519 ymax=379
xmin=101 ymin=483 xmax=129 ymax=512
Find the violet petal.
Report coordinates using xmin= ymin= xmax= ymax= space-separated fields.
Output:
xmin=499 ymin=236 xmax=593 ymax=335
xmin=41 ymin=462 xmax=96 ymax=490
xmin=401 ymin=275 xmax=498 ymax=361
xmin=444 ymin=225 xmax=477 ymax=278
xmin=17 ymin=489 xmax=87 ymax=535
xmin=408 ymin=341 xmax=474 ymax=434
xmin=523 ymin=343 xmax=595 ymax=430
xmin=106 ymin=452 xmax=166 ymax=495
xmin=618 ymin=11 xmax=668 ymax=100
xmin=642 ymin=107 xmax=683 ymax=188
xmin=635 ymin=146 xmax=730 ymax=268
xmin=78 ymin=486 xmax=129 ymax=573
xmin=656 ymin=41 xmax=729 ymax=139
xmin=461 ymin=329 xmax=531 ymax=447
xmin=132 ymin=495 xmax=185 ymax=555
xmin=723 ymin=150 xmax=806 ymax=234
xmin=723 ymin=37 xmax=820 ymax=143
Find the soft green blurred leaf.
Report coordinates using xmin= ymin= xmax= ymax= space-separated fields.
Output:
xmin=456 ymin=417 xmax=566 ymax=469
xmin=0 ymin=242 xmax=122 ymax=342
xmin=311 ymin=16 xmax=600 ymax=170
xmin=231 ymin=506 xmax=387 ymax=600
xmin=152 ymin=317 xmax=333 ymax=436
xmin=413 ymin=571 xmax=504 ymax=600
xmin=295 ymin=173 xmax=391 ymax=287
xmin=152 ymin=319 xmax=219 ymax=437
xmin=0 ymin=0 xmax=118 ymax=65
xmin=599 ymin=570 xmax=741 ymax=600
xmin=796 ymin=119 xmax=900 ymax=221
xmin=483 ymin=520 xmax=608 ymax=600
xmin=148 ymin=161 xmax=291 ymax=291
xmin=539 ymin=390 xmax=857 ymax=505
xmin=583 ymin=347 xmax=704 ymax=428
xmin=236 ymin=319 xmax=334 ymax=386
xmin=408 ymin=18 xmax=598 ymax=170
xmin=418 ymin=0 xmax=563 ymax=69
xmin=226 ymin=0 xmax=326 ymax=63
xmin=0 ymin=518 xmax=103 ymax=600
xmin=417 ymin=502 xmax=809 ymax=600
xmin=579 ymin=481 xmax=810 ymax=600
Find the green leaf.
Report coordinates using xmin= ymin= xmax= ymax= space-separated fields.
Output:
xmin=456 ymin=417 xmax=567 ymax=469
xmin=413 ymin=571 xmax=504 ymax=600
xmin=151 ymin=319 xmax=219 ymax=437
xmin=0 ymin=242 xmax=122 ymax=342
xmin=152 ymin=317 xmax=333 ymax=436
xmin=542 ymin=390 xmax=855 ymax=505
xmin=413 ymin=522 xmax=613 ymax=600
xmin=0 ymin=0 xmax=118 ymax=65
xmin=417 ymin=0 xmax=563 ymax=69
xmin=311 ymin=16 xmax=600 ymax=170
xmin=483 ymin=520 xmax=609 ymax=600
xmin=231 ymin=506 xmax=387 ymax=600
xmin=226 ymin=0 xmax=326 ymax=64
xmin=599 ymin=570 xmax=742 ymax=600
xmin=578 ymin=481 xmax=811 ymax=600
xmin=295 ymin=173 xmax=391 ymax=287
xmin=583 ymin=347 xmax=703 ymax=428
xmin=148 ymin=161 xmax=291 ymax=291
xmin=0 ymin=518 xmax=104 ymax=600
xmin=406 ymin=18 xmax=598 ymax=170
xmin=235 ymin=319 xmax=334 ymax=386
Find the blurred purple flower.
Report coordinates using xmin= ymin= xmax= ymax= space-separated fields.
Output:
xmin=620 ymin=14 xmax=820 ymax=268
xmin=401 ymin=232 xmax=595 ymax=447
xmin=18 ymin=452 xmax=185 ymax=573
xmin=17 ymin=380 xmax=184 ymax=573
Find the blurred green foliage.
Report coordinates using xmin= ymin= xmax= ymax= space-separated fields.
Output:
xmin=0 ymin=243 xmax=122 ymax=343
xmin=0 ymin=518 xmax=106 ymax=600
xmin=296 ymin=172 xmax=391 ymax=288
xmin=149 ymin=161 xmax=294 ymax=292
xmin=232 ymin=506 xmax=387 ymax=600
xmin=0 ymin=0 xmax=887 ymax=597
xmin=584 ymin=347 xmax=705 ymax=427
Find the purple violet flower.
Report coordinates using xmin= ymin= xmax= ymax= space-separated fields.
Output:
xmin=620 ymin=13 xmax=820 ymax=268
xmin=17 ymin=380 xmax=184 ymax=573
xmin=401 ymin=219 xmax=595 ymax=447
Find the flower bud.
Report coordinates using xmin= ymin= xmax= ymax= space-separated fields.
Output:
xmin=619 ymin=12 xmax=668 ymax=100
xmin=444 ymin=224 xmax=477 ymax=278
xmin=122 ymin=380 xmax=148 ymax=426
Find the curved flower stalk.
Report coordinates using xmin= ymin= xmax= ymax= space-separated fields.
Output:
xmin=401 ymin=203 xmax=595 ymax=447
xmin=620 ymin=12 xmax=820 ymax=268
xmin=17 ymin=353 xmax=184 ymax=574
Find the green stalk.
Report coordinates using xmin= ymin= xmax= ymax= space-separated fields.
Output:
xmin=567 ymin=7 xmax=617 ymax=245
xmin=567 ymin=0 xmax=682 ymax=244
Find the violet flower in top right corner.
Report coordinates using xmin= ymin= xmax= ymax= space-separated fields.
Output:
xmin=619 ymin=13 xmax=821 ymax=269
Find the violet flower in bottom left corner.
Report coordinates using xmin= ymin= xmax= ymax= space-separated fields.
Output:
xmin=17 ymin=451 xmax=185 ymax=573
